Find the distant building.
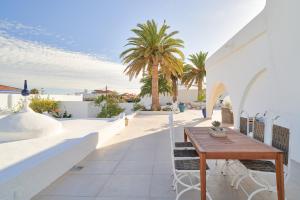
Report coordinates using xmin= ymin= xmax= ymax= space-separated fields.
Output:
xmin=92 ymin=89 xmax=115 ymax=95
xmin=0 ymin=85 xmax=21 ymax=94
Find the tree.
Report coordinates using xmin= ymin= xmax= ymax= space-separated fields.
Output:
xmin=120 ymin=20 xmax=184 ymax=110
xmin=182 ymin=51 xmax=208 ymax=101
xmin=30 ymin=88 xmax=39 ymax=94
xmin=94 ymin=95 xmax=124 ymax=118
xmin=139 ymin=74 xmax=172 ymax=98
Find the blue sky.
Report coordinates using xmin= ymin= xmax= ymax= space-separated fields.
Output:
xmin=0 ymin=0 xmax=266 ymax=93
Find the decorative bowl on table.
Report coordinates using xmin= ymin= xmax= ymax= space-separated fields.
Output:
xmin=209 ymin=121 xmax=227 ymax=138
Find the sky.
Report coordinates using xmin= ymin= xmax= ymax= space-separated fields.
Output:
xmin=0 ymin=0 xmax=266 ymax=94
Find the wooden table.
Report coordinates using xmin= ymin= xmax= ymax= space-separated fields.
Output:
xmin=184 ymin=127 xmax=284 ymax=200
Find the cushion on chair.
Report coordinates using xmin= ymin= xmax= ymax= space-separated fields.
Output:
xmin=174 ymin=149 xmax=198 ymax=157
xmin=175 ymin=142 xmax=194 ymax=148
xmin=239 ymin=160 xmax=276 ymax=172
xmin=175 ymin=159 xmax=209 ymax=171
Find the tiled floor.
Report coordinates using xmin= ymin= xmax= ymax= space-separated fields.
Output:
xmin=33 ymin=110 xmax=295 ymax=200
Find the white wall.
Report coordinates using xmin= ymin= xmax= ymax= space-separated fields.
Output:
xmin=59 ymin=101 xmax=134 ymax=118
xmin=206 ymin=0 xmax=300 ymax=165
xmin=0 ymin=94 xmax=83 ymax=110
xmin=140 ymin=88 xmax=198 ymax=107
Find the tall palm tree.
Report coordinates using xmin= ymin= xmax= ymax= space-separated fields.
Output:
xmin=182 ymin=51 xmax=208 ymax=100
xmin=160 ymin=59 xmax=184 ymax=103
xmin=139 ymin=73 xmax=172 ymax=98
xmin=120 ymin=20 xmax=184 ymax=110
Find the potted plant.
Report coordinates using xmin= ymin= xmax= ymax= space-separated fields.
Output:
xmin=211 ymin=121 xmax=222 ymax=131
xmin=201 ymin=106 xmax=207 ymax=118
xmin=198 ymin=93 xmax=206 ymax=118
xmin=221 ymin=100 xmax=233 ymax=124
xmin=209 ymin=121 xmax=226 ymax=137
xmin=178 ymin=102 xmax=185 ymax=112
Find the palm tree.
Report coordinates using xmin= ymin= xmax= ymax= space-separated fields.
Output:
xmin=120 ymin=20 xmax=184 ymax=110
xmin=139 ymin=74 xmax=172 ymax=98
xmin=182 ymin=51 xmax=208 ymax=100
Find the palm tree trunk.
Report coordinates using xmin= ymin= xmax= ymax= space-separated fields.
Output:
xmin=172 ymin=76 xmax=178 ymax=103
xmin=197 ymin=80 xmax=203 ymax=101
xmin=151 ymin=64 xmax=160 ymax=110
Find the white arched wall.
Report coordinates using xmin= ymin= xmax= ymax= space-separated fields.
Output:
xmin=207 ymin=82 xmax=226 ymax=117
xmin=238 ymin=68 xmax=267 ymax=116
xmin=206 ymin=0 xmax=300 ymax=171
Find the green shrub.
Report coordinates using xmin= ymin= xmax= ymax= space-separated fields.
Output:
xmin=198 ymin=92 xmax=206 ymax=102
xmin=29 ymin=97 xmax=59 ymax=113
xmin=52 ymin=110 xmax=72 ymax=118
xmin=133 ymin=103 xmax=145 ymax=111
xmin=162 ymin=106 xmax=172 ymax=111
xmin=97 ymin=103 xmax=124 ymax=118
xmin=95 ymin=95 xmax=124 ymax=118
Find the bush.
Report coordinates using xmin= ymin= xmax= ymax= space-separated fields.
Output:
xmin=95 ymin=95 xmax=124 ymax=118
xmin=52 ymin=110 xmax=72 ymax=118
xmin=133 ymin=103 xmax=145 ymax=111
xmin=198 ymin=92 xmax=206 ymax=102
xmin=97 ymin=103 xmax=124 ymax=118
xmin=29 ymin=97 xmax=59 ymax=113
xmin=162 ymin=106 xmax=172 ymax=111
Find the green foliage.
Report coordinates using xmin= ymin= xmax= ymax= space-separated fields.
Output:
xmin=162 ymin=106 xmax=172 ymax=111
xmin=30 ymin=88 xmax=39 ymax=94
xmin=120 ymin=20 xmax=185 ymax=79
xmin=52 ymin=110 xmax=72 ymax=118
xmin=182 ymin=51 xmax=208 ymax=88
xmin=95 ymin=95 xmax=124 ymax=118
xmin=212 ymin=121 xmax=221 ymax=128
xmin=139 ymin=74 xmax=172 ymax=97
xmin=133 ymin=103 xmax=145 ymax=111
xmin=97 ymin=103 xmax=124 ymax=118
xmin=198 ymin=92 xmax=206 ymax=102
xmin=120 ymin=20 xmax=184 ymax=110
xmin=29 ymin=97 xmax=59 ymax=113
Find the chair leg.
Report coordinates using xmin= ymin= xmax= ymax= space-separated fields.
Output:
xmin=247 ymin=187 xmax=268 ymax=200
xmin=221 ymin=160 xmax=229 ymax=175
xmin=231 ymin=172 xmax=241 ymax=187
xmin=235 ymin=173 xmax=249 ymax=189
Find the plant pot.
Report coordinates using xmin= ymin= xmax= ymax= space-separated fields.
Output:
xmin=202 ymin=108 xmax=207 ymax=118
xmin=178 ymin=103 xmax=185 ymax=112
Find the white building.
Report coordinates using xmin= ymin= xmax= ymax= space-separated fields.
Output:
xmin=206 ymin=0 xmax=300 ymax=183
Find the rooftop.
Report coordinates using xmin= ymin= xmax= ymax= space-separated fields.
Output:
xmin=0 ymin=85 xmax=21 ymax=93
xmin=32 ymin=111 xmax=297 ymax=200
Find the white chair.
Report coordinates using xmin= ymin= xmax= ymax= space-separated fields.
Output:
xmin=169 ymin=113 xmax=213 ymax=200
xmin=220 ymin=110 xmax=253 ymax=176
xmin=169 ymin=112 xmax=195 ymax=151
xmin=234 ymin=116 xmax=290 ymax=200
xmin=230 ymin=112 xmax=267 ymax=187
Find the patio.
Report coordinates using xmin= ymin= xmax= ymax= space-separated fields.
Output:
xmin=33 ymin=110 xmax=292 ymax=200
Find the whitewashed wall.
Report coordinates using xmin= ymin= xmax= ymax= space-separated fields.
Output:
xmin=140 ymin=88 xmax=198 ymax=107
xmin=206 ymin=0 xmax=300 ymax=165
xmin=0 ymin=94 xmax=83 ymax=110
xmin=59 ymin=101 xmax=134 ymax=118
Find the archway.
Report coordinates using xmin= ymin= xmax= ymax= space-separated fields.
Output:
xmin=207 ymin=82 xmax=226 ymax=117
xmin=237 ymin=68 xmax=267 ymax=117
xmin=207 ymin=82 xmax=234 ymax=125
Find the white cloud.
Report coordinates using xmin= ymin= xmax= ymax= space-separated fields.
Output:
xmin=0 ymin=35 xmax=140 ymax=93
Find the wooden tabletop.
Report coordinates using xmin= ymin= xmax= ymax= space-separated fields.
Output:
xmin=184 ymin=126 xmax=285 ymax=200
xmin=184 ymin=127 xmax=282 ymax=160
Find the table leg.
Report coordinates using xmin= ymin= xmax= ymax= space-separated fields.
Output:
xmin=184 ymin=131 xmax=187 ymax=142
xmin=275 ymin=153 xmax=285 ymax=200
xmin=200 ymin=153 xmax=206 ymax=200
